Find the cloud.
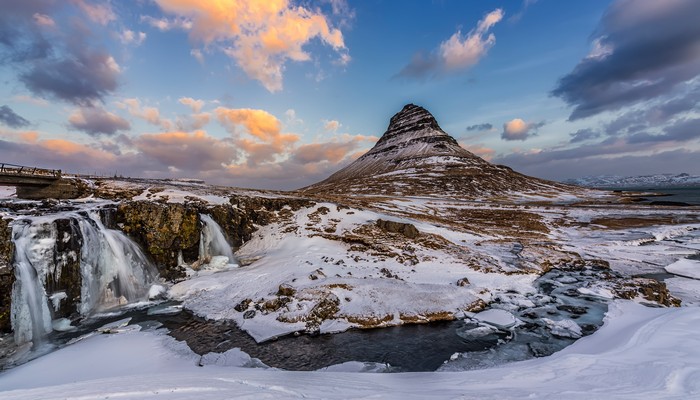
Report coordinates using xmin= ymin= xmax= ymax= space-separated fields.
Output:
xmin=119 ymin=30 xmax=147 ymax=46
xmin=215 ymin=107 xmax=299 ymax=164
xmin=397 ymin=9 xmax=503 ymax=79
xmin=495 ymin=148 xmax=700 ymax=180
xmin=501 ymin=118 xmax=544 ymax=141
xmin=134 ymin=130 xmax=237 ymax=171
xmin=569 ymin=128 xmax=601 ymax=143
xmin=13 ymin=95 xmax=49 ymax=106
xmin=153 ymin=0 xmax=348 ymax=92
xmin=33 ymin=13 xmax=55 ymax=27
xmin=285 ymin=109 xmax=303 ymax=125
xmin=0 ymin=2 xmax=122 ymax=106
xmin=552 ymin=0 xmax=700 ymax=120
xmin=627 ymin=118 xmax=700 ymax=144
xmin=0 ymin=105 xmax=31 ymax=128
xmin=140 ymin=15 xmax=193 ymax=31
xmin=509 ymin=0 xmax=538 ymax=23
xmin=323 ymin=119 xmax=340 ymax=132
xmin=68 ymin=106 xmax=130 ymax=136
xmin=466 ymin=123 xmax=493 ymax=131
xmin=178 ymin=97 xmax=205 ymax=113
xmin=292 ymin=136 xmax=370 ymax=164
xmin=72 ymin=0 xmax=116 ymax=26
xmin=461 ymin=143 xmax=495 ymax=161
xmin=117 ymin=98 xmax=173 ymax=130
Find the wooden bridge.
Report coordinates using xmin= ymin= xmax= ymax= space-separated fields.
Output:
xmin=0 ymin=163 xmax=81 ymax=199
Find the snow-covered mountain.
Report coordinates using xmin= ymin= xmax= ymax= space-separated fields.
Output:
xmin=302 ymin=104 xmax=579 ymax=199
xmin=566 ymin=173 xmax=700 ymax=188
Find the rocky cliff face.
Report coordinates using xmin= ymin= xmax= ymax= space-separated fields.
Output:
xmin=116 ymin=196 xmax=315 ymax=281
xmin=0 ymin=217 xmax=14 ymax=333
xmin=302 ymin=104 xmax=576 ymax=198
xmin=117 ymin=202 xmax=201 ymax=281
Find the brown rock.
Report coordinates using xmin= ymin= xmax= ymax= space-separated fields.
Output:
xmin=376 ymin=219 xmax=420 ymax=239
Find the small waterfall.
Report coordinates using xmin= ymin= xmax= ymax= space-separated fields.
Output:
xmin=10 ymin=219 xmax=54 ymax=347
xmin=78 ymin=211 xmax=157 ymax=314
xmin=10 ymin=211 xmax=158 ymax=346
xmin=199 ymin=214 xmax=237 ymax=264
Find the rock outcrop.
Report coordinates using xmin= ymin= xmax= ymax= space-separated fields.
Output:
xmin=0 ymin=217 xmax=14 ymax=333
xmin=117 ymin=202 xmax=201 ymax=281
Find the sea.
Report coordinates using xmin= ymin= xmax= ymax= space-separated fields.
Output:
xmin=603 ymin=186 xmax=700 ymax=206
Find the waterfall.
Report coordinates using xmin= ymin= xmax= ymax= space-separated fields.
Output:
xmin=199 ymin=214 xmax=237 ymax=264
xmin=78 ymin=211 xmax=157 ymax=314
xmin=10 ymin=219 xmax=54 ymax=347
xmin=10 ymin=211 xmax=157 ymax=346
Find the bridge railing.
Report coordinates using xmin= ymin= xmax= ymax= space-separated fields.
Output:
xmin=0 ymin=163 xmax=61 ymax=178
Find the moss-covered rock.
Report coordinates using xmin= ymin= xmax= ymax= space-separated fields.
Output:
xmin=0 ymin=217 xmax=14 ymax=333
xmin=204 ymin=196 xmax=315 ymax=248
xmin=116 ymin=201 xmax=201 ymax=281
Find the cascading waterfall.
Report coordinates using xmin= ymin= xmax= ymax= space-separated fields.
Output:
xmin=78 ymin=211 xmax=157 ymax=314
xmin=199 ymin=214 xmax=237 ymax=265
xmin=10 ymin=219 xmax=55 ymax=347
xmin=10 ymin=210 xmax=158 ymax=346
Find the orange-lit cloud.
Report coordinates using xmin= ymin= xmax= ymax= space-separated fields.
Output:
xmin=323 ymin=119 xmax=340 ymax=132
xmin=118 ymin=98 xmax=173 ymax=130
xmin=134 ymin=130 xmax=237 ymax=171
xmin=178 ymin=97 xmax=205 ymax=113
xmin=461 ymin=143 xmax=495 ymax=161
xmin=502 ymin=118 xmax=544 ymax=141
xmin=41 ymin=138 xmax=118 ymax=161
xmin=154 ymin=0 xmax=348 ymax=91
xmin=440 ymin=9 xmax=503 ymax=70
xmin=215 ymin=107 xmax=299 ymax=164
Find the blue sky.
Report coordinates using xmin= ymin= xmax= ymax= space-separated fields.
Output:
xmin=1 ymin=0 xmax=699 ymax=189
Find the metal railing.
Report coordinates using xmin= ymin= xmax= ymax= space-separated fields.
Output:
xmin=0 ymin=163 xmax=61 ymax=178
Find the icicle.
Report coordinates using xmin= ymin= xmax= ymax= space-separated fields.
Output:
xmin=199 ymin=214 xmax=237 ymax=265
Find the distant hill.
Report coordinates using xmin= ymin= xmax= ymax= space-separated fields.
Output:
xmin=565 ymin=173 xmax=700 ymax=188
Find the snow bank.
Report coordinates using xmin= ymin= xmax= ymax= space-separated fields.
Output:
xmin=666 ymin=258 xmax=700 ymax=279
xmin=2 ymin=301 xmax=699 ymax=399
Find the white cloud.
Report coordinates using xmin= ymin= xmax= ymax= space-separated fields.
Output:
xmin=440 ymin=9 xmax=504 ymax=71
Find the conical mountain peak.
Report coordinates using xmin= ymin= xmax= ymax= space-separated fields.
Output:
xmin=302 ymin=103 xmax=571 ymax=198
xmin=367 ymin=103 xmax=461 ymax=158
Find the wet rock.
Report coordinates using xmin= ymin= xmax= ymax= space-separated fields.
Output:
xmin=117 ymin=201 xmax=201 ymax=281
xmin=44 ymin=217 xmax=83 ymax=319
xmin=456 ymin=277 xmax=471 ymax=286
xmin=556 ymin=304 xmax=587 ymax=315
xmin=234 ymin=299 xmax=252 ymax=312
xmin=613 ymin=278 xmax=681 ymax=307
xmin=277 ymin=284 xmax=296 ymax=297
xmin=529 ymin=341 xmax=560 ymax=358
xmin=376 ymin=219 xmax=420 ymax=239
xmin=305 ymin=294 xmax=340 ymax=333
xmin=0 ymin=217 xmax=14 ymax=333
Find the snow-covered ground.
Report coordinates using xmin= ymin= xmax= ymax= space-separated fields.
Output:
xmin=1 ymin=301 xmax=698 ymax=399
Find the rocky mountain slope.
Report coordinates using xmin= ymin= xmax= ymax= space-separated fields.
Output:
xmin=302 ymin=104 xmax=580 ymax=200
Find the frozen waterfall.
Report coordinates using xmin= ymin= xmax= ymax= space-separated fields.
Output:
xmin=10 ymin=211 xmax=157 ymax=346
xmin=78 ymin=211 xmax=157 ymax=314
xmin=199 ymin=214 xmax=237 ymax=265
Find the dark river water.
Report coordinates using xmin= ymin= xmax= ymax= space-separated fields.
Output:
xmin=607 ymin=186 xmax=700 ymax=206
xmin=23 ymin=266 xmax=610 ymax=373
